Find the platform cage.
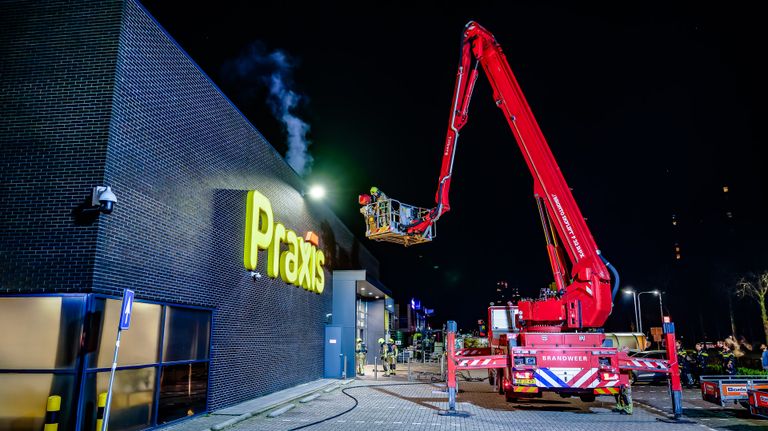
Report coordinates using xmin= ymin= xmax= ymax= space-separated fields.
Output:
xmin=360 ymin=198 xmax=435 ymax=246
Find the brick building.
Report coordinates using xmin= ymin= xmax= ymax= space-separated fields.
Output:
xmin=0 ymin=1 xmax=390 ymax=429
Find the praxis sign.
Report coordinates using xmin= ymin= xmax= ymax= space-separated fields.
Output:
xmin=243 ymin=190 xmax=326 ymax=294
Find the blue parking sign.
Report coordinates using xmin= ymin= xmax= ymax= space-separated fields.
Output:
xmin=120 ymin=289 xmax=134 ymax=330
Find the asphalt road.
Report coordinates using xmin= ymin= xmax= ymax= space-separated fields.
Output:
xmin=632 ymin=381 xmax=766 ymax=430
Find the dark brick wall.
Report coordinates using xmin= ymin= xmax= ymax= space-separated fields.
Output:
xmin=1 ymin=0 xmax=381 ymax=413
xmin=0 ymin=0 xmax=124 ymax=292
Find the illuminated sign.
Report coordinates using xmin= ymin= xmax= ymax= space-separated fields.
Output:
xmin=244 ymin=190 xmax=325 ymax=294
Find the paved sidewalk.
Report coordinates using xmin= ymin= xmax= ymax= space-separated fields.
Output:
xmin=160 ymin=379 xmax=343 ymax=431
xmin=224 ymin=377 xmax=688 ymax=430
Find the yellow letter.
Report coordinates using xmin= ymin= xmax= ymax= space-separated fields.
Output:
xmin=244 ymin=191 xmax=273 ymax=271
xmin=314 ymin=250 xmax=325 ymax=294
xmin=297 ymin=238 xmax=313 ymax=290
xmin=309 ymin=245 xmax=317 ymax=291
xmin=280 ymin=230 xmax=299 ymax=284
xmin=267 ymin=223 xmax=285 ymax=278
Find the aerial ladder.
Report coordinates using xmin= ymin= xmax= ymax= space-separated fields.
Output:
xmin=359 ymin=21 xmax=686 ymax=419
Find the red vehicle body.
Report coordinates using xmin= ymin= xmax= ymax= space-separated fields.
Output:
xmin=361 ymin=21 xmax=683 ymax=412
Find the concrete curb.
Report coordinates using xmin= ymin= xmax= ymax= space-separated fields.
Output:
xmin=267 ymin=404 xmax=295 ymax=417
xmin=300 ymin=393 xmax=321 ymax=403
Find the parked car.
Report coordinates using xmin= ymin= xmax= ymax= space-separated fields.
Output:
xmin=628 ymin=350 xmax=669 ymax=385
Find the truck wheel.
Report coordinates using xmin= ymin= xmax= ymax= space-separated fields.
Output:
xmin=505 ymin=390 xmax=519 ymax=403
xmin=579 ymin=394 xmax=596 ymax=403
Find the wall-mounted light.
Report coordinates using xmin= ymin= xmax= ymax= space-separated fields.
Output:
xmin=304 ymin=184 xmax=326 ymax=200
xmin=84 ymin=186 xmax=117 ymax=214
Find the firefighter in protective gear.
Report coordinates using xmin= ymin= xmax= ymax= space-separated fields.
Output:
xmin=721 ymin=344 xmax=737 ymax=376
xmin=694 ymin=343 xmax=709 ymax=383
xmin=355 ymin=338 xmax=367 ymax=376
xmin=676 ymin=340 xmax=694 ymax=387
xmin=378 ymin=338 xmax=391 ymax=376
xmin=370 ymin=187 xmax=389 ymax=231
xmin=387 ymin=338 xmax=398 ymax=375
xmin=613 ymin=385 xmax=633 ymax=415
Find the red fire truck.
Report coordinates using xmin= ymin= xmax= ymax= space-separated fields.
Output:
xmin=359 ymin=21 xmax=683 ymax=416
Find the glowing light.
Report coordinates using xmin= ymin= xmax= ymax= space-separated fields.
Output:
xmin=307 ymin=185 xmax=326 ymax=200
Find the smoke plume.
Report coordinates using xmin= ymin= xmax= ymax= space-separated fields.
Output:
xmin=223 ymin=42 xmax=313 ymax=176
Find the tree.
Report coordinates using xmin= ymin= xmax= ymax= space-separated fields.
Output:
xmin=736 ymin=271 xmax=768 ymax=344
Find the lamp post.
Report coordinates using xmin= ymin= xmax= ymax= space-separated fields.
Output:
xmin=637 ymin=290 xmax=661 ymax=336
xmin=623 ymin=289 xmax=639 ymax=333
xmin=653 ymin=290 xmax=664 ymax=325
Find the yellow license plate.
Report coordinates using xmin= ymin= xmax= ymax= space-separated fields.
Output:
xmin=516 ymin=379 xmax=535 ymax=385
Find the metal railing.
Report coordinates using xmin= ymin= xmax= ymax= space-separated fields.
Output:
xmin=360 ymin=198 xmax=435 ymax=246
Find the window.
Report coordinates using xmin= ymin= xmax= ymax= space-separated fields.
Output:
xmin=157 ymin=363 xmax=208 ymax=423
xmin=162 ymin=307 xmax=211 ymax=362
xmin=0 ymin=295 xmax=212 ymax=430
xmin=88 ymin=299 xmax=162 ymax=368
xmin=0 ymin=296 xmax=85 ymax=430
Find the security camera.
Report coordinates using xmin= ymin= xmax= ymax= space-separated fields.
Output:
xmin=91 ymin=186 xmax=117 ymax=214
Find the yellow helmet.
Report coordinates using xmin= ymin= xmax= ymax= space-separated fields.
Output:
xmin=356 ymin=338 xmax=362 ymax=342
xmin=370 ymin=186 xmax=379 ymax=194
xmin=378 ymin=337 xmax=385 ymax=344
xmin=388 ymin=338 xmax=394 ymax=343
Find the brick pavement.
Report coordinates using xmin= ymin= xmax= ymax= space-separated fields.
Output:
xmin=225 ymin=379 xmax=691 ymax=431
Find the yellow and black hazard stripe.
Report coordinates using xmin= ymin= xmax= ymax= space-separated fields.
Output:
xmin=513 ymin=386 xmax=539 ymax=393
xmin=95 ymin=392 xmax=107 ymax=430
xmin=44 ymin=395 xmax=61 ymax=431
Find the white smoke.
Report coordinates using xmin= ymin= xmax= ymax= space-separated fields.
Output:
xmin=223 ymin=43 xmax=313 ymax=176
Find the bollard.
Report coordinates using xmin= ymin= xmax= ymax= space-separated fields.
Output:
xmin=96 ymin=392 xmax=107 ymax=431
xmin=342 ymin=354 xmax=347 ymax=380
xmin=408 ymin=356 xmax=412 ymax=382
xmin=374 ymin=355 xmax=378 ymax=380
xmin=44 ymin=395 xmax=61 ymax=431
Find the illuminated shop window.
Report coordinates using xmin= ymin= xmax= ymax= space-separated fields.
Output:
xmin=0 ymin=296 xmax=85 ymax=430
xmin=89 ymin=299 xmax=162 ymax=368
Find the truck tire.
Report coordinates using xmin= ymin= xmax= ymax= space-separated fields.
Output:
xmin=505 ymin=390 xmax=519 ymax=403
xmin=496 ymin=369 xmax=505 ymax=395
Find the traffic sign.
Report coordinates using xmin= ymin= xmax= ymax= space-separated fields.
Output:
xmin=119 ymin=289 xmax=134 ymax=330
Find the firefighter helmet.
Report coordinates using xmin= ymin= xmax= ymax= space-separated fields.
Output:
xmin=377 ymin=337 xmax=385 ymax=344
xmin=388 ymin=338 xmax=394 ymax=343
xmin=356 ymin=338 xmax=363 ymax=343
xmin=370 ymin=186 xmax=379 ymax=195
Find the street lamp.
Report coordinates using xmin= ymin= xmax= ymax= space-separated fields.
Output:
xmin=652 ymin=289 xmax=664 ymax=325
xmin=637 ymin=290 xmax=661 ymax=334
xmin=623 ymin=288 xmax=639 ymax=333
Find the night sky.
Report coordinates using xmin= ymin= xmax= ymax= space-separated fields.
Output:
xmin=142 ymin=2 xmax=765 ymax=341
